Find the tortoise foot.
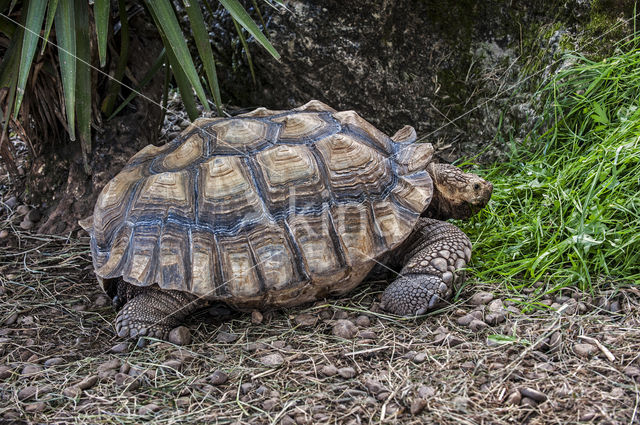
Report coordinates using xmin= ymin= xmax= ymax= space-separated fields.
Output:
xmin=380 ymin=274 xmax=451 ymax=316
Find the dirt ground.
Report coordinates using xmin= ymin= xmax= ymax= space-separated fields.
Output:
xmin=1 ymin=226 xmax=639 ymax=424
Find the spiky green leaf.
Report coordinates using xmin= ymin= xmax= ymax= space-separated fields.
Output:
xmin=94 ymin=0 xmax=110 ymax=67
xmin=218 ymin=0 xmax=280 ymax=60
xmin=15 ymin=0 xmax=47 ymax=115
xmin=40 ymin=0 xmax=59 ymax=54
xmin=54 ymin=0 xmax=77 ymax=140
xmin=75 ymin=0 xmax=91 ymax=173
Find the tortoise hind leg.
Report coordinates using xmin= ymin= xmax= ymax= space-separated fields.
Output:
xmin=380 ymin=218 xmax=472 ymax=315
xmin=115 ymin=286 xmax=205 ymax=341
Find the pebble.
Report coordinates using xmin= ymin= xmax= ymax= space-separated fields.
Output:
xmin=413 ymin=352 xmax=427 ymax=363
xmin=115 ymin=372 xmax=140 ymax=390
xmin=609 ymin=300 xmax=621 ymax=313
xmin=93 ymin=295 xmax=110 ymax=307
xmin=520 ymin=387 xmax=547 ymax=403
xmin=505 ymin=391 xmax=521 ymax=405
xmin=19 ymin=218 xmax=34 ymax=230
xmin=410 ymin=398 xmax=428 ymax=415
xmin=364 ymin=379 xmax=386 ymax=395
xmin=208 ymin=370 xmax=228 ymax=385
xmin=487 ymin=299 xmax=504 ymax=313
xmin=76 ymin=375 xmax=98 ymax=390
xmin=110 ymin=342 xmax=129 ymax=353
xmin=294 ymin=313 xmax=318 ymax=327
xmin=457 ymin=314 xmax=476 ymax=326
xmin=0 ymin=365 xmax=12 ymax=380
xmin=138 ymin=403 xmax=160 ymax=415
xmin=260 ymin=353 xmax=285 ymax=367
xmin=520 ymin=397 xmax=538 ymax=407
xmin=62 ymin=386 xmax=81 ymax=398
xmin=0 ymin=229 xmax=8 ymax=239
xmin=44 ymin=357 xmax=65 ymax=367
xmin=262 ymin=398 xmax=278 ymax=411
xmin=240 ymin=382 xmax=254 ymax=394
xmin=25 ymin=402 xmax=46 ymax=412
xmin=216 ymin=331 xmax=239 ymax=344
xmin=22 ymin=364 xmax=43 ymax=376
xmin=358 ymin=330 xmax=376 ymax=339
xmin=485 ymin=312 xmax=505 ymax=325
xmin=16 ymin=205 xmax=30 ymax=215
xmin=18 ymin=385 xmax=50 ymax=401
xmin=623 ymin=365 xmax=640 ymax=377
xmin=355 ymin=315 xmax=371 ymax=327
xmin=337 ymin=367 xmax=357 ymax=378
xmin=26 ymin=209 xmax=41 ymax=222
xmin=469 ymin=319 xmax=489 ymax=332
xmin=334 ymin=310 xmax=349 ymax=320
xmin=251 ymin=310 xmax=264 ymax=325
xmin=470 ymin=291 xmax=494 ymax=305
xmin=573 ymin=343 xmax=597 ymax=358
xmin=119 ymin=363 xmax=130 ymax=374
xmin=97 ymin=358 xmax=121 ymax=373
xmin=169 ymin=326 xmax=191 ymax=346
xmin=161 ymin=359 xmax=183 ymax=371
xmin=280 ymin=415 xmax=296 ymax=425
xmin=4 ymin=196 xmax=17 ymax=210
xmin=332 ymin=319 xmax=358 ymax=339
xmin=320 ymin=364 xmax=338 ymax=377
xmin=453 ymin=396 xmax=469 ymax=412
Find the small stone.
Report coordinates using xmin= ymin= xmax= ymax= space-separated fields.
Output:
xmin=355 ymin=315 xmax=371 ymax=327
xmin=251 ymin=310 xmax=264 ymax=325
xmin=452 ymin=396 xmax=469 ymax=412
xmin=26 ymin=209 xmax=41 ymax=222
xmin=548 ymin=331 xmax=562 ymax=352
xmin=609 ymin=300 xmax=621 ymax=313
xmin=93 ymin=295 xmax=110 ymax=307
xmin=62 ymin=386 xmax=81 ymax=398
xmin=0 ymin=365 xmax=13 ymax=380
xmin=520 ymin=387 xmax=547 ymax=403
xmin=574 ymin=343 xmax=597 ymax=358
xmin=76 ymin=375 xmax=98 ymax=390
xmin=433 ymin=333 xmax=448 ymax=345
xmin=623 ymin=365 xmax=640 ymax=377
xmin=280 ymin=415 xmax=296 ymax=425
xmin=262 ymin=398 xmax=278 ymax=411
xmin=333 ymin=319 xmax=358 ymax=339
xmin=260 ymin=353 xmax=285 ymax=367
xmin=469 ymin=319 xmax=489 ymax=332
xmin=417 ymin=385 xmax=435 ymax=398
xmin=208 ymin=370 xmax=228 ymax=385
xmin=487 ymin=299 xmax=504 ymax=313
xmin=0 ymin=230 xmax=8 ymax=239
xmin=4 ymin=196 xmax=17 ymax=209
xmin=413 ymin=352 xmax=427 ymax=363
xmin=18 ymin=385 xmax=49 ymax=401
xmin=16 ymin=205 xmax=30 ymax=215
xmin=138 ymin=403 xmax=160 ymax=415
xmin=44 ymin=357 xmax=65 ymax=367
xmin=488 ymin=362 xmax=504 ymax=370
xmin=97 ymin=358 xmax=120 ymax=373
xmin=22 ymin=364 xmax=43 ymax=377
xmin=403 ymin=350 xmax=417 ymax=360
xmin=19 ymin=218 xmax=34 ymax=230
xmin=241 ymin=382 xmax=254 ymax=394
xmin=460 ymin=361 xmax=475 ymax=371
xmin=25 ymin=402 xmax=46 ymax=412
xmin=457 ymin=314 xmax=476 ymax=326
xmin=294 ymin=313 xmax=318 ymax=327
xmin=168 ymin=326 xmax=191 ymax=346
xmin=320 ymin=365 xmax=338 ymax=377
xmin=364 ymin=379 xmax=386 ymax=395
xmin=505 ymin=391 xmax=521 ymax=405
xmin=359 ymin=330 xmax=376 ymax=339
xmin=338 ymin=367 xmax=357 ymax=378
xmin=216 ymin=331 xmax=239 ymax=344
xmin=272 ymin=340 xmax=286 ymax=349
xmin=580 ymin=411 xmax=597 ymax=421
xmin=447 ymin=336 xmax=465 ymax=347
xmin=161 ymin=359 xmax=183 ymax=371
xmin=376 ymin=391 xmax=390 ymax=401
xmin=520 ymin=397 xmax=537 ymax=407
xmin=470 ymin=291 xmax=493 ymax=305
xmin=119 ymin=363 xmax=130 ymax=374
xmin=110 ymin=342 xmax=129 ymax=353
xmin=485 ymin=312 xmax=505 ymax=325
xmin=71 ymin=304 xmax=87 ymax=312
xmin=115 ymin=372 xmax=140 ymax=390
xmin=334 ymin=310 xmax=349 ymax=320
xmin=410 ymin=398 xmax=428 ymax=415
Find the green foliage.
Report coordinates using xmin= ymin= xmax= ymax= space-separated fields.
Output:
xmin=464 ymin=37 xmax=640 ymax=293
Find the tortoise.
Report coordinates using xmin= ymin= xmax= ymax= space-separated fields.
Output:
xmin=79 ymin=100 xmax=493 ymax=341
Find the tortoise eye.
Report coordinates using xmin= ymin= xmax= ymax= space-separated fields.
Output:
xmin=473 ymin=183 xmax=480 ymax=190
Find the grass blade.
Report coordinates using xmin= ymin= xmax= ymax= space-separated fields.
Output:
xmin=75 ymin=0 xmax=91 ymax=173
xmin=14 ymin=0 xmax=47 ymax=115
xmin=40 ymin=0 xmax=59 ymax=54
xmin=183 ymin=0 xmax=222 ymax=113
xmin=94 ymin=0 xmax=110 ymax=67
xmin=219 ymin=0 xmax=280 ymax=60
xmin=54 ymin=0 xmax=76 ymax=141
xmin=144 ymin=0 xmax=210 ymax=111
xmin=101 ymin=0 xmax=129 ymax=116
xmin=166 ymin=47 xmax=198 ymax=121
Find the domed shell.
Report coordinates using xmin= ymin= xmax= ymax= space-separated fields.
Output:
xmin=80 ymin=100 xmax=435 ymax=309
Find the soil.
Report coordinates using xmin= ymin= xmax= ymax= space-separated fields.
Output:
xmin=0 ymin=228 xmax=638 ymax=424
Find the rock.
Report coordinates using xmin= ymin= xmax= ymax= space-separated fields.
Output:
xmin=251 ymin=310 xmax=264 ymax=325
xmin=411 ymin=398 xmax=428 ymax=415
xmin=294 ymin=313 xmax=318 ymax=327
xmin=520 ymin=387 xmax=547 ymax=403
xmin=16 ymin=205 xmax=30 ymax=215
xmin=240 ymin=382 xmax=254 ymax=394
xmin=358 ymin=330 xmax=376 ymax=339
xmin=208 ymin=370 xmax=228 ymax=385
xmin=320 ymin=365 xmax=338 ymax=377
xmin=26 ymin=209 xmax=41 ymax=222
xmin=623 ymin=365 xmax=640 ymax=378
xmin=453 ymin=396 xmax=469 ymax=412
xmin=520 ymin=397 xmax=537 ymax=407
xmin=21 ymin=364 xmax=43 ymax=377
xmin=76 ymin=375 xmax=98 ymax=390
xmin=505 ymin=391 xmax=521 ymax=405
xmin=110 ymin=342 xmax=129 ymax=353
xmin=337 ymin=367 xmax=357 ymax=379
xmin=0 ymin=365 xmax=12 ymax=380
xmin=485 ymin=312 xmax=505 ymax=325
xmin=470 ymin=292 xmax=494 ymax=305
xmin=280 ymin=415 xmax=296 ymax=425
xmin=413 ymin=352 xmax=427 ymax=363
xmin=71 ymin=304 xmax=87 ymax=312
xmin=93 ymin=295 xmax=110 ymax=307
xmin=161 ymin=359 xmax=183 ymax=371
xmin=355 ymin=315 xmax=371 ymax=327
xmin=25 ymin=402 xmax=46 ymax=412
xmin=332 ymin=319 xmax=358 ymax=339
xmin=487 ymin=299 xmax=504 ymax=313
xmin=97 ymin=358 xmax=121 ymax=373
xmin=262 ymin=398 xmax=278 ymax=411
xmin=334 ymin=310 xmax=349 ymax=320
xmin=216 ymin=331 xmax=239 ymax=344
xmin=364 ymin=379 xmax=386 ymax=395
xmin=418 ymin=385 xmax=436 ymax=399
xmin=609 ymin=300 xmax=621 ymax=313
xmin=457 ymin=314 xmax=476 ymax=326
xmin=138 ymin=403 xmax=160 ymax=415
xmin=62 ymin=386 xmax=81 ymax=398
xmin=169 ymin=326 xmax=191 ymax=346
xmin=573 ymin=343 xmax=597 ymax=358
xmin=469 ymin=319 xmax=489 ymax=332
xmin=115 ymin=372 xmax=140 ymax=390
xmin=4 ymin=196 xmax=17 ymax=210
xmin=0 ymin=230 xmax=8 ymax=239
xmin=18 ymin=385 xmax=50 ymax=401
xmin=260 ymin=353 xmax=285 ymax=367
xmin=44 ymin=357 xmax=65 ymax=367
xmin=19 ymin=218 xmax=34 ymax=230
xmin=548 ymin=331 xmax=562 ymax=352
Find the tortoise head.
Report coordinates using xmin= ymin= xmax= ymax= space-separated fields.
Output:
xmin=424 ymin=163 xmax=493 ymax=220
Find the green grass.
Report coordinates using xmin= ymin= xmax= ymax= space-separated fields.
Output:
xmin=463 ymin=37 xmax=640 ymax=293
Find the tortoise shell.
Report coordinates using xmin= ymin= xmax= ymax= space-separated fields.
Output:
xmin=81 ymin=101 xmax=435 ymax=309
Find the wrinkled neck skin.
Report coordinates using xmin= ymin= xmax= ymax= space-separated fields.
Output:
xmin=423 ymin=162 xmax=493 ymax=220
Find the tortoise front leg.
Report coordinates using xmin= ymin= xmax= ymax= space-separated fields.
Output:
xmin=115 ymin=287 xmax=205 ymax=341
xmin=380 ymin=218 xmax=472 ymax=315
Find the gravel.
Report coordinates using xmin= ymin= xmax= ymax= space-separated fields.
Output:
xmin=332 ymin=319 xmax=358 ymax=339
xmin=168 ymin=326 xmax=191 ymax=346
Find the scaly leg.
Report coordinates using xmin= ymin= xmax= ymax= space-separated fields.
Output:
xmin=380 ymin=218 xmax=472 ymax=315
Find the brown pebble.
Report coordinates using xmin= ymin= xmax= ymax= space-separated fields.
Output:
xmin=487 ymin=299 xmax=504 ymax=313
xmin=251 ymin=310 xmax=264 ymax=325
xmin=208 ymin=370 xmax=228 ymax=385
xmin=470 ymin=291 xmax=494 ymax=305
xmin=505 ymin=391 xmax=521 ymax=405
xmin=5 ymin=312 xmax=18 ymax=325
xmin=19 ymin=218 xmax=34 ymax=230
xmin=262 ymin=398 xmax=278 ymax=411
xmin=44 ymin=358 xmax=65 ymax=367
xmin=355 ymin=315 xmax=371 ymax=327
xmin=334 ymin=310 xmax=349 ymax=320
xmin=413 ymin=352 xmax=427 ymax=363
xmin=110 ymin=342 xmax=129 ymax=353
xmin=16 ymin=205 xmax=30 ymax=215
xmin=457 ymin=314 xmax=476 ymax=326
xmin=97 ymin=358 xmax=121 ymax=373
xmin=294 ymin=313 xmax=318 ymax=327
xmin=624 ymin=366 xmax=640 ymax=377
xmin=0 ymin=365 xmax=13 ymax=380
xmin=119 ymin=363 xmax=130 ymax=374
xmin=485 ymin=312 xmax=505 ymax=325
xmin=332 ymin=319 xmax=358 ymax=339
xmin=280 ymin=415 xmax=296 ymax=425
xmin=364 ymin=379 xmax=386 ymax=395
xmin=22 ymin=364 xmax=43 ymax=377
xmin=115 ymin=372 xmax=140 ymax=390
xmin=18 ymin=385 xmax=50 ymax=401
xmin=216 ymin=331 xmax=239 ymax=344
xmin=62 ymin=386 xmax=81 ymax=398
xmin=520 ymin=387 xmax=547 ymax=403
xmin=320 ymin=365 xmax=338 ymax=377
xmin=573 ymin=343 xmax=597 ymax=358
xmin=376 ymin=391 xmax=390 ymax=401
xmin=410 ymin=397 xmax=428 ymax=414
xmin=25 ymin=401 xmax=46 ymax=412
xmin=337 ymin=367 xmax=357 ymax=378
xmin=161 ymin=359 xmax=183 ymax=371
xmin=260 ymin=353 xmax=285 ymax=367
xmin=469 ymin=319 xmax=489 ymax=332
xmin=138 ymin=403 xmax=160 ymax=415
xmin=26 ymin=209 xmax=41 ymax=223
xmin=358 ymin=330 xmax=376 ymax=339
xmin=76 ymin=375 xmax=98 ymax=390
xmin=168 ymin=326 xmax=191 ymax=346
xmin=520 ymin=396 xmax=537 ymax=407
xmin=0 ymin=229 xmax=8 ymax=239
xmin=418 ymin=385 xmax=435 ymax=398
xmin=93 ymin=295 xmax=110 ymax=307
xmin=240 ymin=382 xmax=254 ymax=394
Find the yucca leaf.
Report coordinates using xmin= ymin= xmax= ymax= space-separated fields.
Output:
xmin=233 ymin=18 xmax=256 ymax=84
xmin=54 ymin=0 xmax=76 ymax=141
xmin=101 ymin=0 xmax=129 ymax=116
xmin=218 ymin=0 xmax=280 ymax=60
xmin=250 ymin=0 xmax=267 ymax=34
xmin=94 ymin=0 xmax=110 ymax=67
xmin=0 ymin=0 xmax=17 ymax=38
xmin=75 ymin=0 xmax=91 ymax=173
xmin=40 ymin=0 xmax=59 ymax=54
xmin=0 ymin=27 xmax=22 ymax=88
xmin=8 ymin=0 xmax=17 ymax=14
xmin=15 ymin=0 xmax=47 ymax=115
xmin=183 ymin=0 xmax=222 ymax=114
xmin=144 ymin=0 xmax=210 ymax=111
xmin=107 ymin=49 xmax=166 ymax=120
